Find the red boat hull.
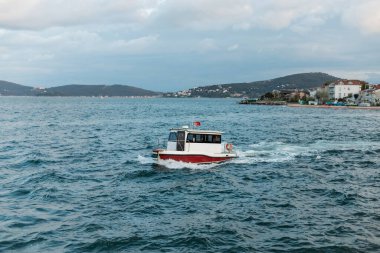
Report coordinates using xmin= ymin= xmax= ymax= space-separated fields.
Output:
xmin=158 ymin=154 xmax=234 ymax=164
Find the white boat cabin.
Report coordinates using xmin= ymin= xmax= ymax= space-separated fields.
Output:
xmin=166 ymin=127 xmax=224 ymax=154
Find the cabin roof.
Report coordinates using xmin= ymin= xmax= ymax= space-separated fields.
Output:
xmin=170 ymin=128 xmax=223 ymax=134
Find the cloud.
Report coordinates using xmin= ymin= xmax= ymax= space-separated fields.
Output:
xmin=27 ymin=53 xmax=55 ymax=62
xmin=149 ymin=0 xmax=341 ymax=31
xmin=154 ymin=0 xmax=254 ymax=31
xmin=110 ymin=35 xmax=159 ymax=53
xmin=0 ymin=0 xmax=159 ymax=30
xmin=341 ymin=0 xmax=380 ymax=34
xmin=0 ymin=0 xmax=379 ymax=89
xmin=151 ymin=0 xmax=379 ymax=35
xmin=227 ymin=44 xmax=239 ymax=51
xmin=0 ymin=0 xmax=378 ymax=35
xmin=197 ymin=38 xmax=219 ymax=52
xmin=328 ymin=70 xmax=380 ymax=82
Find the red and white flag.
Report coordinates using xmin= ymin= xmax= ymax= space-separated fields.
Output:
xmin=193 ymin=121 xmax=201 ymax=127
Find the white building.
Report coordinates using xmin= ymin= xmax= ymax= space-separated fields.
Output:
xmin=328 ymin=80 xmax=365 ymax=100
xmin=309 ymin=89 xmax=317 ymax=98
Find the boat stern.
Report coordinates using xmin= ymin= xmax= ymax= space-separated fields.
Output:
xmin=152 ymin=149 xmax=164 ymax=160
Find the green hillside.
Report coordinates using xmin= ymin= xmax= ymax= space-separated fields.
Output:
xmin=0 ymin=81 xmax=35 ymax=96
xmin=165 ymin=72 xmax=340 ymax=98
xmin=40 ymin=84 xmax=160 ymax=97
xmin=0 ymin=81 xmax=160 ymax=97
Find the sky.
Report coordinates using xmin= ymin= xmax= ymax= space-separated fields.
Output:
xmin=0 ymin=0 xmax=379 ymax=91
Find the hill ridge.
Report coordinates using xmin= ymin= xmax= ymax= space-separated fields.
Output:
xmin=0 ymin=81 xmax=160 ymax=97
xmin=165 ymin=72 xmax=340 ymax=98
xmin=0 ymin=72 xmax=341 ymax=97
xmin=0 ymin=80 xmax=36 ymax=96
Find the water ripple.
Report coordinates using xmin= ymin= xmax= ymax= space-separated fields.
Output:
xmin=0 ymin=97 xmax=379 ymax=252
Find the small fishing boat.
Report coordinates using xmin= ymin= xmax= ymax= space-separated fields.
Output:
xmin=152 ymin=123 xmax=238 ymax=164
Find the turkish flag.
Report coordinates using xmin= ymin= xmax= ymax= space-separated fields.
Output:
xmin=193 ymin=121 xmax=201 ymax=127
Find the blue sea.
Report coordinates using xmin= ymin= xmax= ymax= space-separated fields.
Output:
xmin=0 ymin=97 xmax=379 ymax=252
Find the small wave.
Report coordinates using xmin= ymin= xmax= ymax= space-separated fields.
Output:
xmin=123 ymin=160 xmax=136 ymax=165
xmin=0 ymin=236 xmax=47 ymax=252
xmin=287 ymin=246 xmax=364 ymax=253
xmin=71 ymin=236 xmax=144 ymax=252
xmin=21 ymin=171 xmax=69 ymax=185
xmin=11 ymin=157 xmax=58 ymax=169
xmin=168 ymin=235 xmax=213 ymax=248
xmin=30 ymin=187 xmax=59 ymax=201
xmin=123 ymin=169 xmax=158 ymax=180
xmin=9 ymin=188 xmax=31 ymax=197
xmin=82 ymin=223 xmax=106 ymax=233
xmin=7 ymin=217 xmax=47 ymax=228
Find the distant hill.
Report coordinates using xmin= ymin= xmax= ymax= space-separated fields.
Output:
xmin=165 ymin=72 xmax=340 ymax=98
xmin=0 ymin=73 xmax=340 ymax=97
xmin=39 ymin=84 xmax=160 ymax=97
xmin=0 ymin=81 xmax=35 ymax=96
xmin=0 ymin=81 xmax=160 ymax=97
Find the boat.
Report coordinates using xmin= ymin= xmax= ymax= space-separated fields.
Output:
xmin=152 ymin=124 xmax=238 ymax=164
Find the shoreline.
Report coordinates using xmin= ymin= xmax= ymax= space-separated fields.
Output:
xmin=287 ymin=104 xmax=380 ymax=110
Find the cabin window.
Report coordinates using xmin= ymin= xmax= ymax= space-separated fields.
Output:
xmin=168 ymin=132 xmax=177 ymax=142
xmin=190 ymin=134 xmax=221 ymax=143
xmin=213 ymin=135 xmax=221 ymax=143
xmin=186 ymin=134 xmax=194 ymax=142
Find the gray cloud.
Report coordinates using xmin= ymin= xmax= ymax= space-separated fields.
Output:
xmin=0 ymin=0 xmax=379 ymax=90
xmin=0 ymin=0 xmax=157 ymax=29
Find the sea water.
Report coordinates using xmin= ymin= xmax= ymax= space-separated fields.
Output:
xmin=0 ymin=97 xmax=379 ymax=252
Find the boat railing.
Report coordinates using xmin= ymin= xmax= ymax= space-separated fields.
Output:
xmin=156 ymin=138 xmax=165 ymax=148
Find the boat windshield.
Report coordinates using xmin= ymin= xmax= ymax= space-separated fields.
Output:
xmin=168 ymin=132 xmax=177 ymax=142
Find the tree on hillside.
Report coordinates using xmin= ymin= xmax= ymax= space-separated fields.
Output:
xmin=260 ymin=92 xmax=274 ymax=100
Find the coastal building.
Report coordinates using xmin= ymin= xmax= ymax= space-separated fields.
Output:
xmin=327 ymin=80 xmax=365 ymax=100
xmin=358 ymin=87 xmax=380 ymax=106
xmin=309 ymin=89 xmax=317 ymax=98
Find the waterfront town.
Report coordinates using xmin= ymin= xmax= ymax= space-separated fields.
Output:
xmin=245 ymin=80 xmax=380 ymax=107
